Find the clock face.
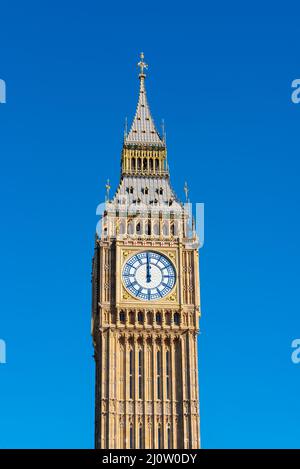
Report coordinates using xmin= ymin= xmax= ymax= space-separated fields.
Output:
xmin=122 ymin=251 xmax=176 ymax=301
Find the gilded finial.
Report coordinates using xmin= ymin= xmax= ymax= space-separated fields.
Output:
xmin=161 ymin=119 xmax=166 ymax=143
xmin=137 ymin=52 xmax=148 ymax=77
xmin=105 ymin=179 xmax=111 ymax=201
xmin=184 ymin=181 xmax=189 ymax=202
xmin=124 ymin=117 xmax=128 ymax=138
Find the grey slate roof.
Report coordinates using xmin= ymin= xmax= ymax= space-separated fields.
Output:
xmin=124 ymin=76 xmax=164 ymax=147
xmin=108 ymin=176 xmax=183 ymax=214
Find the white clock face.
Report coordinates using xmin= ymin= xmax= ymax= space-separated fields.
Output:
xmin=122 ymin=251 xmax=176 ymax=301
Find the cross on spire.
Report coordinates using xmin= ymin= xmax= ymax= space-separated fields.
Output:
xmin=137 ymin=52 xmax=148 ymax=77
xmin=184 ymin=181 xmax=189 ymax=201
xmin=105 ymin=179 xmax=111 ymax=201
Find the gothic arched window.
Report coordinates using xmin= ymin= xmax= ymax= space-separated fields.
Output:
xmin=139 ymin=426 xmax=143 ymax=449
xmin=129 ymin=310 xmax=135 ymax=324
xmin=146 ymin=220 xmax=151 ymax=235
xmin=119 ymin=220 xmax=126 ymax=235
xmin=157 ymin=427 xmax=161 ymax=449
xmin=157 ymin=350 xmax=161 ymax=400
xmin=138 ymin=349 xmax=143 ymax=399
xmin=153 ymin=223 xmax=159 ymax=236
xmin=129 ymin=350 xmax=134 ymax=399
xmin=166 ymin=350 xmax=170 ymax=400
xmin=165 ymin=311 xmax=171 ymax=325
xmin=130 ymin=426 xmax=134 ymax=449
xmin=127 ymin=220 xmax=134 ymax=235
xmin=162 ymin=223 xmax=169 ymax=236
xmin=138 ymin=311 xmax=143 ymax=324
xmin=167 ymin=426 xmax=171 ymax=449
xmin=119 ymin=311 xmax=125 ymax=323
xmin=174 ymin=312 xmax=180 ymax=326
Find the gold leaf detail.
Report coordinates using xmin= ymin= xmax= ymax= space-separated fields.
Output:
xmin=123 ymin=251 xmax=129 ymax=259
xmin=166 ymin=292 xmax=176 ymax=302
xmin=168 ymin=252 xmax=176 ymax=260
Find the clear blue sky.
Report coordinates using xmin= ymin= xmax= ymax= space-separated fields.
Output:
xmin=0 ymin=1 xmax=300 ymax=449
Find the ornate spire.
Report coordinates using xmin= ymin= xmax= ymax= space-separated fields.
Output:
xmin=124 ymin=53 xmax=164 ymax=147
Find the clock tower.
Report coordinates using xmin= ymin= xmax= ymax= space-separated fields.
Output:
xmin=92 ymin=53 xmax=201 ymax=449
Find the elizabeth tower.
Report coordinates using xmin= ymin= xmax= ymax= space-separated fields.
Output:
xmin=92 ymin=54 xmax=201 ymax=449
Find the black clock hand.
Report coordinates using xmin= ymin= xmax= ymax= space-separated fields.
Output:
xmin=146 ymin=252 xmax=151 ymax=283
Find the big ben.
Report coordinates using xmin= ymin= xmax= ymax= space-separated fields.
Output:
xmin=92 ymin=53 xmax=201 ymax=449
